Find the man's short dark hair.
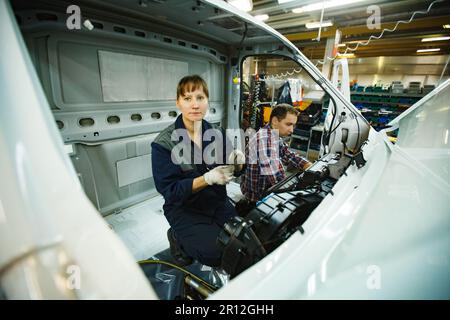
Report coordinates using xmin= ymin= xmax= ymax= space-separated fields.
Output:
xmin=269 ymin=104 xmax=299 ymax=123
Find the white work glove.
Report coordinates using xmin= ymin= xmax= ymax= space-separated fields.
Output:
xmin=228 ymin=149 xmax=245 ymax=165
xmin=204 ymin=165 xmax=234 ymax=185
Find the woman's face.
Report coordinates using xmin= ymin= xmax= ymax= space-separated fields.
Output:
xmin=176 ymin=86 xmax=208 ymax=123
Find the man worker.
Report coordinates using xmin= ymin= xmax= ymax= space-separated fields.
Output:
xmin=240 ymin=103 xmax=312 ymax=204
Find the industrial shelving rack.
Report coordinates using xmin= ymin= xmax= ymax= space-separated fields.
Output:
xmin=350 ymin=90 xmax=425 ymax=131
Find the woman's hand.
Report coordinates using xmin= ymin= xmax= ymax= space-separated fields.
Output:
xmin=228 ymin=149 xmax=245 ymax=173
xmin=228 ymin=149 xmax=245 ymax=165
xmin=204 ymin=165 xmax=234 ymax=185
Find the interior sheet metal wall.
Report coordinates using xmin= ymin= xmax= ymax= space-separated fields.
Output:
xmin=23 ymin=29 xmax=227 ymax=215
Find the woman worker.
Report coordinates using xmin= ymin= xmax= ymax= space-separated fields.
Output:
xmin=151 ymin=75 xmax=244 ymax=267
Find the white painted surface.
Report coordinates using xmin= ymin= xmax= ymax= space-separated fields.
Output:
xmin=0 ymin=1 xmax=156 ymax=299
xmin=211 ymin=82 xmax=450 ymax=300
xmin=105 ymin=196 xmax=169 ymax=261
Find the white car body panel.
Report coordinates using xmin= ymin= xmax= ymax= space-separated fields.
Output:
xmin=0 ymin=0 xmax=448 ymax=299
xmin=0 ymin=0 xmax=156 ymax=299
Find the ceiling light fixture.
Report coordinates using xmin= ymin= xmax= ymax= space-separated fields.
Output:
xmin=421 ymin=36 xmax=450 ymax=42
xmin=255 ymin=14 xmax=269 ymax=21
xmin=337 ymin=53 xmax=355 ymax=58
xmin=293 ymin=0 xmax=366 ymax=14
xmin=278 ymin=0 xmax=295 ymax=4
xmin=227 ymin=0 xmax=253 ymax=12
xmin=305 ymin=21 xmax=333 ymax=29
xmin=443 ymin=24 xmax=450 ymax=29
xmin=417 ymin=48 xmax=441 ymax=53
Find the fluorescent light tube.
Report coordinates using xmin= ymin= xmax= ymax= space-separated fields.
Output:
xmin=255 ymin=14 xmax=269 ymax=21
xmin=305 ymin=21 xmax=333 ymax=29
xmin=337 ymin=53 xmax=355 ymax=58
xmin=293 ymin=0 xmax=366 ymax=14
xmin=227 ymin=0 xmax=253 ymax=12
xmin=421 ymin=37 xmax=450 ymax=42
xmin=417 ymin=48 xmax=441 ymax=53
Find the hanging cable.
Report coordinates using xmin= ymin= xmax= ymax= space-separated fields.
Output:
xmin=266 ymin=67 xmax=304 ymax=80
xmin=314 ymin=0 xmax=326 ymax=42
xmin=138 ymin=259 xmax=218 ymax=291
xmin=236 ymin=22 xmax=248 ymax=68
xmin=315 ymin=0 xmax=444 ymax=65
xmin=438 ymin=54 xmax=450 ymax=85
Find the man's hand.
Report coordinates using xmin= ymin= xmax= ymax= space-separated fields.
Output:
xmin=204 ymin=165 xmax=234 ymax=185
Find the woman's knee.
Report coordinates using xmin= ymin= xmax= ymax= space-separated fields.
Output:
xmin=179 ymin=226 xmax=223 ymax=266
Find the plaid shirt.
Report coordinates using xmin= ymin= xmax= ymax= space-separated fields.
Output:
xmin=241 ymin=125 xmax=309 ymax=202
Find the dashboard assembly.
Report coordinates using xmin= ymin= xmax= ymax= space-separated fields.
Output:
xmin=218 ymin=153 xmax=348 ymax=277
